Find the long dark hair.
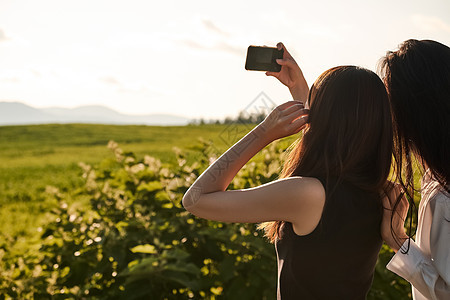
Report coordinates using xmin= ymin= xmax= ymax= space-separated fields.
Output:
xmin=259 ymin=66 xmax=394 ymax=243
xmin=379 ymin=39 xmax=450 ymax=250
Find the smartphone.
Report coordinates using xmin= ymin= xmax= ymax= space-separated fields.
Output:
xmin=245 ymin=46 xmax=284 ymax=72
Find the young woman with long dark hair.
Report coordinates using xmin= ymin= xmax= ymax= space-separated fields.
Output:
xmin=379 ymin=39 xmax=450 ymax=300
xmin=183 ymin=65 xmax=394 ymax=299
xmin=269 ymin=40 xmax=450 ymax=299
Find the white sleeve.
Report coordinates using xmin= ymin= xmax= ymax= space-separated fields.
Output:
xmin=386 ymin=198 xmax=450 ymax=300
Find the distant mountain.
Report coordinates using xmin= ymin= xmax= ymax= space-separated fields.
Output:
xmin=0 ymin=102 xmax=192 ymax=126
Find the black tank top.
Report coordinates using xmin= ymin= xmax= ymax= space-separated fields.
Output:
xmin=275 ymin=177 xmax=383 ymax=300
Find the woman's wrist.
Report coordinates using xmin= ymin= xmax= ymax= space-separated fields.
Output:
xmin=253 ymin=122 xmax=276 ymax=146
xmin=289 ymin=84 xmax=309 ymax=102
xmin=391 ymin=234 xmax=410 ymax=253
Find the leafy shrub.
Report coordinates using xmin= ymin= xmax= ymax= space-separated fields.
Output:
xmin=0 ymin=139 xmax=411 ymax=299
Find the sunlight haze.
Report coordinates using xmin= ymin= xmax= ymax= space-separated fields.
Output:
xmin=0 ymin=0 xmax=449 ymax=120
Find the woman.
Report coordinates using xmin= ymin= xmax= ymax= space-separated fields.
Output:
xmin=183 ymin=65 xmax=394 ymax=299
xmin=270 ymin=40 xmax=450 ymax=299
xmin=379 ymin=39 xmax=450 ymax=300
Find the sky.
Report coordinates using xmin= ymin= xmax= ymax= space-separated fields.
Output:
xmin=0 ymin=0 xmax=449 ymax=120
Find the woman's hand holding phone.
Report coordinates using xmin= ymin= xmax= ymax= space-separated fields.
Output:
xmin=266 ymin=42 xmax=310 ymax=103
xmin=257 ymin=100 xmax=309 ymax=142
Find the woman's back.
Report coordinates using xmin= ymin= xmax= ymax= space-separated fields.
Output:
xmin=276 ymin=177 xmax=383 ymax=299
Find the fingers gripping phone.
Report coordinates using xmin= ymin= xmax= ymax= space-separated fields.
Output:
xmin=245 ymin=45 xmax=284 ymax=72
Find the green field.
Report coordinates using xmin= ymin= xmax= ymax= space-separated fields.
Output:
xmin=0 ymin=123 xmax=295 ymax=244
xmin=0 ymin=123 xmax=414 ymax=299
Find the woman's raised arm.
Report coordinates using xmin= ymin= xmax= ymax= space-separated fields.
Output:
xmin=182 ymin=101 xmax=318 ymax=227
xmin=266 ymin=42 xmax=309 ymax=102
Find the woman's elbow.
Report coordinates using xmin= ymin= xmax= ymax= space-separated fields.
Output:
xmin=181 ymin=193 xmax=192 ymax=211
xmin=182 ymin=192 xmax=200 ymax=214
xmin=182 ymin=186 xmax=203 ymax=210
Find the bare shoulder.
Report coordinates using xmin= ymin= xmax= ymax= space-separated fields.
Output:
xmin=283 ymin=176 xmax=326 ymax=201
xmin=282 ymin=176 xmax=326 ymax=236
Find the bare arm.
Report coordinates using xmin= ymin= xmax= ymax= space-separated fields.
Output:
xmin=381 ymin=183 xmax=409 ymax=252
xmin=182 ymin=124 xmax=269 ymax=208
xmin=182 ymin=101 xmax=324 ymax=227
xmin=266 ymin=42 xmax=309 ymax=102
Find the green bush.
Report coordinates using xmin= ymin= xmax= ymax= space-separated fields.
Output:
xmin=0 ymin=139 xmax=411 ymax=299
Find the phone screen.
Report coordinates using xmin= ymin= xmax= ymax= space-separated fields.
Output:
xmin=245 ymin=46 xmax=284 ymax=72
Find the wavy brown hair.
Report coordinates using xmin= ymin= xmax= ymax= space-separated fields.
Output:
xmin=259 ymin=66 xmax=394 ymax=243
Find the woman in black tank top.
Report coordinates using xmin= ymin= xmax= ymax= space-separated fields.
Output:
xmin=275 ymin=177 xmax=383 ymax=299
xmin=183 ymin=62 xmax=393 ymax=299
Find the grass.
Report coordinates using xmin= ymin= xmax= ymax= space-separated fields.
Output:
xmin=0 ymin=123 xmax=297 ymax=246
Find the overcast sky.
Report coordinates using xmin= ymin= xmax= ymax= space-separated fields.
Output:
xmin=1 ymin=0 xmax=449 ymax=120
